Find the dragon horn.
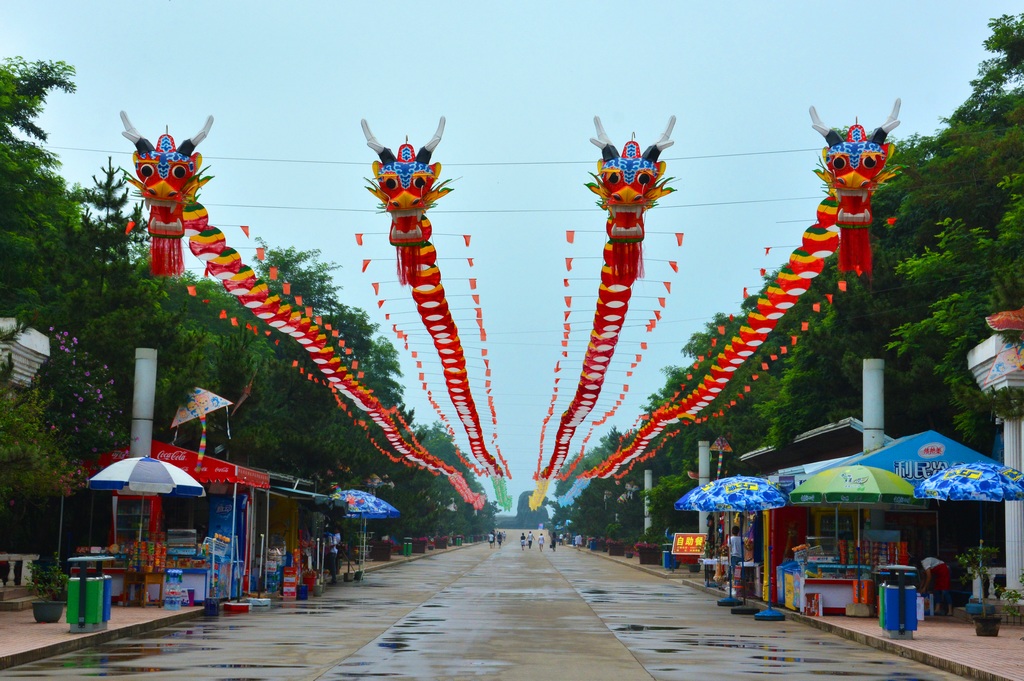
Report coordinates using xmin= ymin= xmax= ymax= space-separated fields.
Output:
xmin=809 ymin=106 xmax=844 ymax=147
xmin=119 ymin=110 xmax=155 ymax=154
xmin=642 ymin=115 xmax=677 ymax=161
xmin=416 ymin=116 xmax=446 ymax=164
xmin=176 ymin=115 xmax=214 ymax=157
xmin=590 ymin=116 xmax=618 ymax=162
xmin=361 ymin=119 xmax=396 ymax=165
xmin=869 ymin=98 xmax=901 ymax=145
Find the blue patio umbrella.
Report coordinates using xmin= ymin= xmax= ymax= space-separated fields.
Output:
xmin=321 ymin=488 xmax=400 ymax=578
xmin=676 ymin=476 xmax=787 ymax=618
xmin=914 ymin=462 xmax=1024 ymax=502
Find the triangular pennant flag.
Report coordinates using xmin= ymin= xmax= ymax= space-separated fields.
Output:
xmin=565 ymin=258 xmax=573 ymax=271
xmin=801 ymin=321 xmax=809 ymax=331
xmin=657 ymin=297 xmax=666 ymax=307
xmin=240 ymin=225 xmax=250 ymax=237
xmin=563 ymin=278 xmax=570 ymax=287
xmin=825 ymin=293 xmax=833 ymax=304
xmin=355 ymin=234 xmax=364 ymax=245
xmin=125 ymin=219 xmax=135 ymax=234
xmin=463 ymin=234 xmax=471 ymax=246
xmin=294 ymin=295 xmax=303 ymax=306
xmin=186 ymin=285 xmax=197 ymax=296
xmin=269 ymin=266 xmax=278 ymax=280
xmin=812 ymin=302 xmax=820 ymax=312
xmin=469 ymin=278 xmax=477 ymax=290
xmin=256 ymin=247 xmax=265 ymax=261
xmin=362 ymin=260 xmax=371 ymax=273
xmin=675 ymin=233 xmax=684 ymax=246
xmin=663 ymin=281 xmax=671 ymax=293
xmin=669 ymin=261 xmax=678 ymax=272
xmin=372 ymin=282 xmax=380 ymax=295
xmin=219 ymin=309 xmax=227 ymax=319
xmin=282 ymin=282 xmax=291 ymax=295
xmin=472 ymin=294 xmax=480 ymax=305
xmin=838 ymin=280 xmax=847 ymax=291
xmin=565 ymin=296 xmax=572 ymax=307
xmin=467 ymin=258 xmax=474 ymax=267
xmin=566 ymin=230 xmax=575 ymax=244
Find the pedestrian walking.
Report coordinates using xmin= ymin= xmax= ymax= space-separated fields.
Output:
xmin=488 ymin=531 xmax=495 ymax=548
xmin=520 ymin=532 xmax=526 ymax=550
xmin=497 ymin=532 xmax=503 ymax=548
xmin=550 ymin=531 xmax=556 ymax=551
xmin=527 ymin=531 xmax=534 ymax=549
xmin=538 ymin=534 xmax=545 ymax=551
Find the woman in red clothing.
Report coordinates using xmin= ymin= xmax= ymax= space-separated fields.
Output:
xmin=920 ymin=557 xmax=952 ymax=615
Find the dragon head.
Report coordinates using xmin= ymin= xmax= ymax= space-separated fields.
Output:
xmin=810 ymin=100 xmax=900 ymax=226
xmin=120 ymin=111 xmax=213 ymax=276
xmin=587 ymin=116 xmax=675 ymax=242
xmin=362 ymin=117 xmax=453 ymax=247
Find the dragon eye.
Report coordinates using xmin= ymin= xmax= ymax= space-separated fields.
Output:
xmin=413 ymin=177 xmax=426 ymax=189
xmin=606 ymin=172 xmax=620 ymax=184
xmin=139 ymin=164 xmax=154 ymax=178
xmin=172 ymin=166 xmax=187 ymax=179
xmin=385 ymin=178 xmax=398 ymax=190
xmin=832 ymin=157 xmax=847 ymax=170
xmin=862 ymin=156 xmax=877 ymax=169
xmin=638 ymin=172 xmax=652 ymax=185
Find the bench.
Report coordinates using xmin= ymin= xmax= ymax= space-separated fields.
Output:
xmin=0 ymin=553 xmax=40 ymax=586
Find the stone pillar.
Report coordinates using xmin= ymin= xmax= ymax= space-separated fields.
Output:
xmin=130 ymin=348 xmax=157 ymax=459
xmin=644 ymin=470 xmax=653 ymax=532
xmin=968 ymin=336 xmax=1024 ymax=592
xmin=698 ymin=441 xmax=710 ymax=538
xmin=863 ymin=359 xmax=885 ymax=453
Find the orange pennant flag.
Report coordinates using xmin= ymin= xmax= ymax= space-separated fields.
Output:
xmin=294 ymin=295 xmax=303 ymax=306
xmin=801 ymin=321 xmax=809 ymax=331
xmin=761 ymin=362 xmax=769 ymax=370
xmin=764 ymin=246 xmax=772 ymax=255
xmin=675 ymin=233 xmax=684 ymax=246
xmin=711 ymin=338 xmax=717 ymax=347
xmin=825 ymin=294 xmax=833 ymax=304
xmin=744 ymin=385 xmax=751 ymax=393
xmin=657 ymin=297 xmax=666 ymax=307
xmin=269 ymin=266 xmax=278 ymax=280
xmin=566 ymin=230 xmax=575 ymax=243
xmin=663 ymin=281 xmax=671 ymax=293
xmin=463 ymin=234 xmax=471 ymax=246
xmin=565 ymin=296 xmax=572 ymax=307
xmin=469 ymin=278 xmax=477 ymax=290
xmin=219 ymin=309 xmax=227 ymax=319
xmin=812 ymin=302 xmax=821 ymax=312
xmin=770 ymin=354 xmax=779 ymax=361
xmin=240 ymin=225 xmax=250 ymax=237
xmin=791 ymin=335 xmax=799 ymax=345
xmin=372 ymin=282 xmax=380 ymax=295
xmin=125 ymin=220 xmax=135 ymax=234
xmin=186 ymin=285 xmax=197 ymax=296
xmin=332 ymin=330 xmax=339 ymax=337
xmin=291 ymin=360 xmax=299 ymax=367
xmin=230 ymin=317 xmax=238 ymax=326
xmin=467 ymin=258 xmax=474 ymax=267
xmin=282 ymin=282 xmax=291 ymax=295
xmin=472 ymin=294 xmax=480 ymax=305
xmin=563 ymin=278 xmax=570 ymax=287
xmin=717 ymin=325 xmax=725 ymax=335
xmin=475 ymin=307 xmax=483 ymax=318
xmin=751 ymin=374 xmax=759 ymax=380
xmin=564 ymin=311 xmax=571 ymax=321
xmin=565 ymin=258 xmax=573 ymax=271
xmin=640 ymin=342 xmax=647 ymax=350
xmin=780 ymin=346 xmax=788 ymax=354
xmin=838 ymin=280 xmax=847 ymax=292
xmin=654 ymin=310 xmax=661 ymax=320
xmin=362 ymin=260 xmax=371 ymax=273
xmin=256 ymin=247 xmax=265 ymax=260
xmin=355 ymin=234 xmax=364 ymax=245
xmin=743 ymin=287 xmax=749 ymax=298
xmin=315 ymin=316 xmax=322 ymax=325
xmin=760 ymin=268 xmax=767 ymax=276
xmin=669 ymin=261 xmax=678 ymax=272
xmin=305 ymin=306 xmax=313 ymax=317
xmin=377 ymin=300 xmax=385 ymax=308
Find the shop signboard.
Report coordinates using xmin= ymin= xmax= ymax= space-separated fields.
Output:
xmin=282 ymin=566 xmax=298 ymax=600
xmin=671 ymin=533 xmax=706 ymax=556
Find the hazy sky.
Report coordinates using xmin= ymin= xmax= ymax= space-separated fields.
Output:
xmin=3 ymin=1 xmax=1018 ymax=505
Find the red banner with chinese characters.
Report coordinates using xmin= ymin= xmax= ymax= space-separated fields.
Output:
xmin=671 ymin=533 xmax=706 ymax=556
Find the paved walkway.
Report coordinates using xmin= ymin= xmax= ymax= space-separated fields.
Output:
xmin=0 ymin=540 xmax=1021 ymax=679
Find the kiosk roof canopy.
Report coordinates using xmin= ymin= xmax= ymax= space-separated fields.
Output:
xmin=100 ymin=441 xmax=270 ymax=489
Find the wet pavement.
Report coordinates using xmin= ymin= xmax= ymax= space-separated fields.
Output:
xmin=0 ymin=540 xmax=1006 ymax=680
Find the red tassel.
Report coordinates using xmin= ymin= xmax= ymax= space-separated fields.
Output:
xmin=608 ymin=242 xmax=643 ymax=286
xmin=395 ymin=245 xmax=425 ymax=286
xmin=838 ymin=227 xmax=872 ymax=277
xmin=150 ymin=236 xmax=184 ymax=277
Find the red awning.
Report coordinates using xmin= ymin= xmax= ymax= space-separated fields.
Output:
xmin=98 ymin=441 xmax=270 ymax=489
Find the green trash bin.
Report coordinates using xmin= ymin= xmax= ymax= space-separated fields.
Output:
xmin=403 ymin=537 xmax=412 ymax=557
xmin=67 ymin=577 xmax=104 ymax=629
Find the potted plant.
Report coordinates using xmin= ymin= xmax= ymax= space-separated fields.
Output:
xmin=956 ymin=545 xmax=1001 ymax=634
xmin=606 ymin=540 xmax=625 ymax=557
xmin=28 ymin=554 xmax=69 ymax=623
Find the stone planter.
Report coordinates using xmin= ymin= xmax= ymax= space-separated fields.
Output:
xmin=637 ymin=549 xmax=661 ymax=566
xmin=32 ymin=600 xmax=64 ymax=623
xmin=607 ymin=544 xmax=625 ymax=557
xmin=435 ymin=539 xmax=448 ymax=550
xmin=411 ymin=542 xmax=427 ymax=554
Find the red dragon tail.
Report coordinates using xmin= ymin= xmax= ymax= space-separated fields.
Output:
xmin=150 ymin=235 xmax=185 ymax=277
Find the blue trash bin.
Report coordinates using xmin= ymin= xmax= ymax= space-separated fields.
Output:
xmin=297 ymin=584 xmax=308 ymax=600
xmin=204 ymin=598 xmax=220 ymax=616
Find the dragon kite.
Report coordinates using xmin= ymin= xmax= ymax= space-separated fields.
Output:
xmin=534 ymin=116 xmax=675 ymax=499
xmin=362 ymin=118 xmax=510 ymax=479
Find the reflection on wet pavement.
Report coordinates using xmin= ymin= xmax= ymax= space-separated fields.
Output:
xmin=5 ymin=545 xmax=959 ymax=680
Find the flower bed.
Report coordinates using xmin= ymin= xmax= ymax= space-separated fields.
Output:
xmin=607 ymin=542 xmax=626 ymax=557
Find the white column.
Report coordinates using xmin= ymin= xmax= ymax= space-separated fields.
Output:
xmin=863 ymin=359 xmax=885 ymax=453
xmin=698 ymin=441 xmax=710 ymax=537
xmin=129 ymin=348 xmax=157 ymax=458
xmin=643 ymin=470 xmax=653 ymax=531
xmin=1005 ymin=419 xmax=1023 ymax=592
